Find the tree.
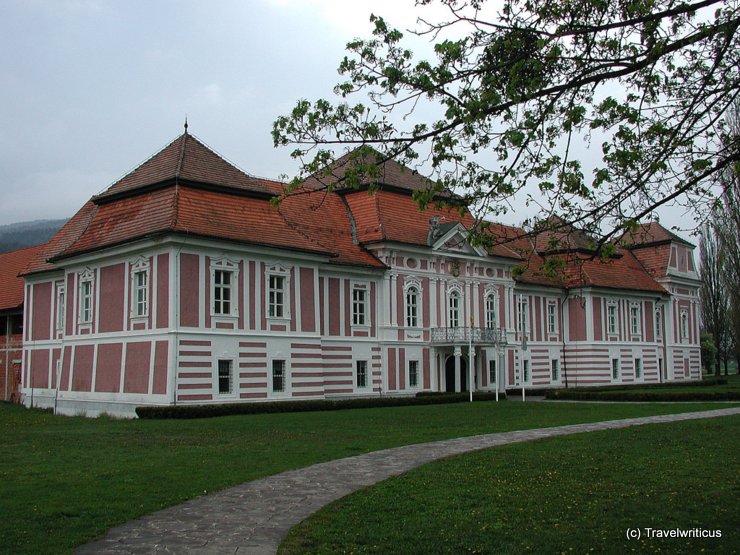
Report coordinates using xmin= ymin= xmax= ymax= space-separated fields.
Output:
xmin=700 ymin=222 xmax=727 ymax=376
xmin=273 ymin=0 xmax=740 ymax=248
xmin=714 ymin=99 xmax=740 ymax=372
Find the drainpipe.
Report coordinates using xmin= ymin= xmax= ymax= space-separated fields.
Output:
xmin=561 ymin=292 xmax=569 ymax=389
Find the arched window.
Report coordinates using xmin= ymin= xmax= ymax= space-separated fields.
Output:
xmin=406 ymin=286 xmax=419 ymax=328
xmin=449 ymin=290 xmax=460 ymax=328
xmin=485 ymin=294 xmax=497 ymax=329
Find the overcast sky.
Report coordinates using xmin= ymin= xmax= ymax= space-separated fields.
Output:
xmin=0 ymin=0 xmax=697 ymax=238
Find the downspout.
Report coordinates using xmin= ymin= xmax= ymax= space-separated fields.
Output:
xmin=561 ymin=290 xmax=569 ymax=389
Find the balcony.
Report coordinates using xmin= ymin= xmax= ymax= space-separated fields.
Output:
xmin=430 ymin=327 xmax=507 ymax=345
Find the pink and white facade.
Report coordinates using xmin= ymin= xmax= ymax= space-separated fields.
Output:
xmin=19 ymin=132 xmax=702 ymax=416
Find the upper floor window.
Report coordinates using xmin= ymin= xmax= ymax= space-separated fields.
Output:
xmin=655 ymin=307 xmax=663 ymax=339
xmin=680 ymin=309 xmax=689 ymax=339
xmin=517 ymin=296 xmax=529 ymax=335
xmin=607 ymin=302 xmax=617 ymax=335
xmin=630 ymin=304 xmax=641 ymax=336
xmin=268 ymin=274 xmax=285 ymax=318
xmin=547 ymin=301 xmax=557 ymax=334
xmin=448 ymin=290 xmax=460 ymax=328
xmin=352 ymin=286 xmax=368 ymax=326
xmin=79 ymin=269 xmax=94 ymax=324
xmin=211 ymin=258 xmax=239 ymax=317
xmin=406 ymin=286 xmax=419 ymax=328
xmin=56 ymin=285 xmax=66 ymax=332
xmin=485 ymin=294 xmax=497 ymax=329
xmin=131 ymin=258 xmax=150 ymax=318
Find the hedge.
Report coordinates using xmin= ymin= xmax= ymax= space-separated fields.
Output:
xmin=135 ymin=391 xmax=507 ymax=419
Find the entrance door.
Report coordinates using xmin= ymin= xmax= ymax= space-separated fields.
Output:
xmin=444 ymin=356 xmax=468 ymax=392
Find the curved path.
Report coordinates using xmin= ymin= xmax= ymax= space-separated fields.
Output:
xmin=77 ymin=407 xmax=740 ymax=555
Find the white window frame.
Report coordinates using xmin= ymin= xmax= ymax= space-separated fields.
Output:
xmin=356 ymin=360 xmax=368 ymax=389
xmin=488 ymin=358 xmax=497 ymax=386
xmin=630 ymin=303 xmax=641 ymax=336
xmin=56 ymin=284 xmax=66 ymax=333
xmin=270 ymin=359 xmax=289 ymax=395
xmin=485 ymin=292 xmax=497 ymax=330
xmin=78 ymin=268 xmax=94 ymax=325
xmin=517 ymin=296 xmax=529 ymax=336
xmin=266 ymin=264 xmax=290 ymax=320
xmin=211 ymin=257 xmax=239 ymax=318
xmin=448 ymin=288 xmax=461 ymax=328
xmin=130 ymin=257 xmax=150 ymax=319
xmin=634 ymin=357 xmax=642 ymax=380
xmin=216 ymin=359 xmax=235 ymax=396
xmin=404 ymin=280 xmax=422 ymax=328
xmin=522 ymin=358 xmax=531 ymax=384
xmin=547 ymin=301 xmax=558 ymax=334
xmin=606 ymin=302 xmax=617 ymax=335
xmin=680 ymin=309 xmax=689 ymax=340
xmin=655 ymin=306 xmax=663 ymax=339
xmin=551 ymin=358 xmax=560 ymax=382
xmin=408 ymin=359 xmax=420 ymax=389
xmin=351 ymin=283 xmax=369 ymax=328
xmin=611 ymin=358 xmax=620 ymax=381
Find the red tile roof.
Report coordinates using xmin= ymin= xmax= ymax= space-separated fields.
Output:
xmin=0 ymin=245 xmax=46 ymax=310
xmin=95 ymin=133 xmax=276 ymax=200
xmin=620 ymin=221 xmax=694 ymax=248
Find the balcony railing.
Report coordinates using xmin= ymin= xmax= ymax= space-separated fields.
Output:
xmin=430 ymin=327 xmax=507 ymax=345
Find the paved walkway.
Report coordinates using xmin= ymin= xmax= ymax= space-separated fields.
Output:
xmin=77 ymin=407 xmax=740 ymax=555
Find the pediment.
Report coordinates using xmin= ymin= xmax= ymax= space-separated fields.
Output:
xmin=432 ymin=223 xmax=487 ymax=256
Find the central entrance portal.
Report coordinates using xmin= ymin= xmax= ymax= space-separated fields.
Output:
xmin=444 ymin=355 xmax=468 ymax=393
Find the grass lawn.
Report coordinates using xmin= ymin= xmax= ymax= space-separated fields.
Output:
xmin=281 ymin=415 xmax=739 ymax=554
xmin=1 ymin=400 xmax=738 ymax=554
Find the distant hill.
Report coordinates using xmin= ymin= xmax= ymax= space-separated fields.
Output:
xmin=0 ymin=219 xmax=68 ymax=253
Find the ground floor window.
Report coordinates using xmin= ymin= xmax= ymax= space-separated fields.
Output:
xmin=272 ymin=360 xmax=286 ymax=393
xmin=522 ymin=359 xmax=530 ymax=383
xmin=634 ymin=358 xmax=642 ymax=379
xmin=408 ymin=360 xmax=419 ymax=388
xmin=488 ymin=359 xmax=496 ymax=384
xmin=551 ymin=359 xmax=559 ymax=381
xmin=356 ymin=360 xmax=368 ymax=388
xmin=612 ymin=358 xmax=620 ymax=380
xmin=218 ymin=360 xmax=233 ymax=395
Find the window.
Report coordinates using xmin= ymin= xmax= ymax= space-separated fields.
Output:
xmin=488 ymin=359 xmax=497 ymax=385
xmin=630 ymin=304 xmax=641 ymax=335
xmin=268 ymin=274 xmax=285 ymax=318
xmin=547 ymin=301 xmax=557 ymax=334
xmin=518 ymin=297 xmax=529 ymax=335
xmin=217 ymin=360 xmax=233 ymax=395
xmin=448 ymin=290 xmax=460 ymax=328
xmin=406 ymin=286 xmax=419 ymax=328
xmin=56 ymin=286 xmax=66 ymax=332
xmin=272 ymin=360 xmax=286 ymax=393
xmin=612 ymin=358 xmax=620 ymax=380
xmin=485 ymin=294 xmax=497 ymax=329
xmin=607 ymin=303 xmax=617 ymax=335
xmin=356 ymin=360 xmax=368 ymax=388
xmin=79 ymin=276 xmax=93 ymax=324
xmin=680 ymin=309 xmax=689 ymax=340
xmin=551 ymin=358 xmax=560 ymax=381
xmin=655 ymin=307 xmax=663 ymax=339
xmin=634 ymin=358 xmax=642 ymax=379
xmin=409 ymin=360 xmax=419 ymax=388
xmin=522 ymin=359 xmax=530 ymax=383
xmin=132 ymin=269 xmax=148 ymax=317
xmin=352 ymin=287 xmax=367 ymax=326
xmin=213 ymin=269 xmax=232 ymax=315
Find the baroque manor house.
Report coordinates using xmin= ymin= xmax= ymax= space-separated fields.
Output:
xmin=18 ymin=132 xmax=702 ymax=416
